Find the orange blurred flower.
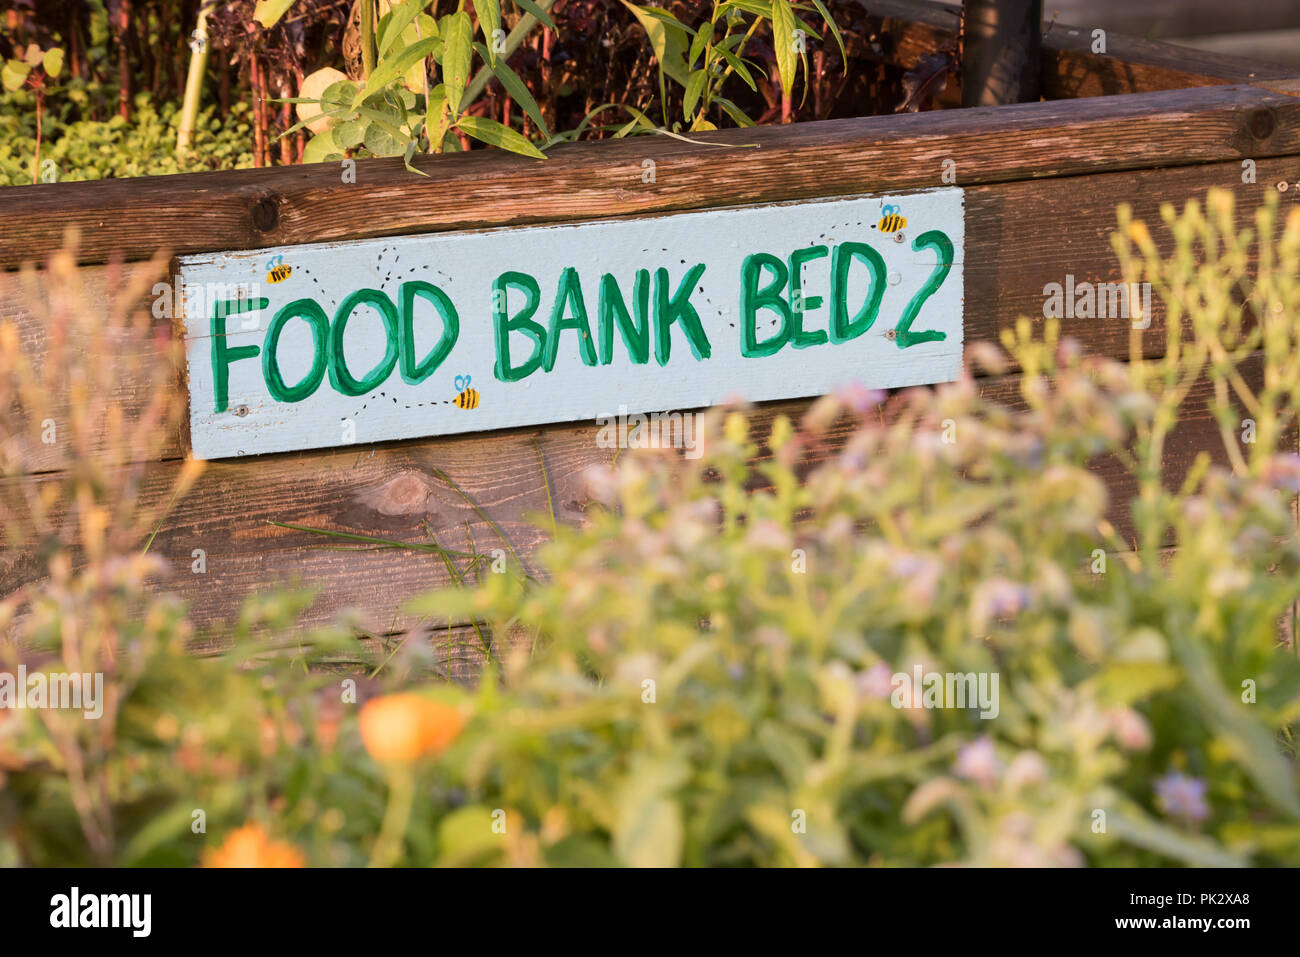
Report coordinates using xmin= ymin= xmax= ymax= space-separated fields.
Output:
xmin=359 ymin=694 xmax=467 ymax=764
xmin=202 ymin=823 xmax=305 ymax=868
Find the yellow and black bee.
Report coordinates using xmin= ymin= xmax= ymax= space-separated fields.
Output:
xmin=453 ymin=374 xmax=479 ymax=410
xmin=265 ymin=255 xmax=293 ymax=284
xmin=877 ymin=204 xmax=907 ymax=234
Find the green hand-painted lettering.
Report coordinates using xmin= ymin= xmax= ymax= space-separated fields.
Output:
xmin=264 ymin=298 xmax=329 ymax=403
xmin=545 ymin=267 xmax=598 ymax=372
xmin=830 ymin=242 xmax=886 ymax=343
xmin=210 ymin=297 xmax=268 ymax=413
xmin=598 ymin=270 xmax=651 ymax=365
xmin=740 ymin=253 xmax=792 ymax=357
xmin=894 ymin=230 xmax=953 ymax=349
xmin=329 ymin=288 xmax=400 ymax=397
xmin=653 ymin=264 xmax=711 ymax=366
xmin=789 ymin=244 xmax=829 ymax=349
xmin=399 ymin=281 xmax=459 ymax=385
xmin=493 ymin=271 xmax=545 ymax=382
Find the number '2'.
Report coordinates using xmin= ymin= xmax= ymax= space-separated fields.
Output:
xmin=893 ymin=229 xmax=953 ymax=349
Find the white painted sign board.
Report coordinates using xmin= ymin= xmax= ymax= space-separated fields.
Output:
xmin=176 ymin=189 xmax=964 ymax=459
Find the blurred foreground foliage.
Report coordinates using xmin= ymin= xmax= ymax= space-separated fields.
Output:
xmin=2 ymin=190 xmax=1300 ymax=866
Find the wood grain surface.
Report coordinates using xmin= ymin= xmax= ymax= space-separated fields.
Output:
xmin=2 ymin=82 xmax=1297 ymax=271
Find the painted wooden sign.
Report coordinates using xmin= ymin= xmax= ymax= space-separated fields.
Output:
xmin=176 ymin=189 xmax=964 ymax=459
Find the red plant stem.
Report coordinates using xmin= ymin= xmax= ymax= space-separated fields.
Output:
xmin=33 ymin=86 xmax=42 ymax=185
xmin=116 ymin=0 xmax=132 ymax=120
xmin=541 ymin=27 xmax=554 ymax=129
xmin=813 ymin=49 xmax=824 ymax=119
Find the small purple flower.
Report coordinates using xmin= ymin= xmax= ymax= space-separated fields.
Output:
xmin=954 ymin=735 xmax=1003 ymax=788
xmin=856 ymin=661 xmax=894 ymax=701
xmin=1154 ymin=771 xmax=1210 ymax=824
xmin=971 ymin=577 xmax=1031 ymax=632
xmin=1263 ymin=454 xmax=1300 ymax=493
xmin=837 ymin=383 xmax=886 ymax=415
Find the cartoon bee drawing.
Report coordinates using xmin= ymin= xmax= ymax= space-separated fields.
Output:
xmin=453 ymin=374 xmax=479 ymax=410
xmin=877 ymin=204 xmax=907 ymax=234
xmin=265 ymin=254 xmax=293 ymax=284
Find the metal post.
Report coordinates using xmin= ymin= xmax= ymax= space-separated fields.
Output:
xmin=962 ymin=0 xmax=1043 ymax=107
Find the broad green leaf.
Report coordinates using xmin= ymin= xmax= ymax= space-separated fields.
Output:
xmin=425 ymin=82 xmax=450 ymax=148
xmin=364 ymin=120 xmax=406 ymax=156
xmin=302 ymin=128 xmax=340 ymax=163
xmin=511 ymin=0 xmax=556 ymax=30
xmin=378 ymin=0 xmax=426 ymax=56
xmin=456 ymin=114 xmax=546 ymax=158
xmin=352 ymin=105 xmax=411 ymax=141
xmin=334 ymin=117 xmax=368 ymax=148
xmin=42 ymin=48 xmax=64 ymax=79
xmin=683 ymin=69 xmax=707 ymax=121
xmin=23 ymin=44 xmax=42 ymax=66
xmin=253 ymin=0 xmax=297 ymax=28
xmin=713 ymin=95 xmax=756 ymax=128
xmin=620 ymin=2 xmax=691 ymax=88
xmin=442 ymin=12 xmax=474 ymax=115
xmin=322 ymin=78 xmax=359 ymax=112
xmin=771 ymin=0 xmax=797 ymax=103
xmin=714 ymin=46 xmax=757 ymax=91
xmin=1 ymin=59 xmax=30 ymax=92
xmin=687 ymin=25 xmax=709 ymax=69
xmin=721 ymin=0 xmax=773 ymax=17
xmin=472 ymin=0 xmax=503 ymax=67
xmin=475 ymin=42 xmax=549 ymax=136
xmin=401 ymin=15 xmax=439 ymax=91
xmin=351 ymin=36 xmax=441 ymax=109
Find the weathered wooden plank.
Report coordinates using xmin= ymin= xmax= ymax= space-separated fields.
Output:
xmin=0 ymin=355 xmax=1262 ymax=635
xmin=1047 ymin=0 xmax=1300 ymax=42
xmin=4 ymin=156 xmax=1291 ymax=472
xmin=859 ymin=0 xmax=1294 ymax=95
xmin=3 ymin=82 xmax=1298 ymax=271
xmin=1042 ymin=25 xmax=1296 ymax=97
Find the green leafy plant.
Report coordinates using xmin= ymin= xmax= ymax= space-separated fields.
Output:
xmin=0 ymin=92 xmax=255 ymax=186
xmin=2 ymin=43 xmax=65 ymax=183
xmin=280 ymin=0 xmax=555 ymax=167
xmin=617 ymin=0 xmax=844 ymax=132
